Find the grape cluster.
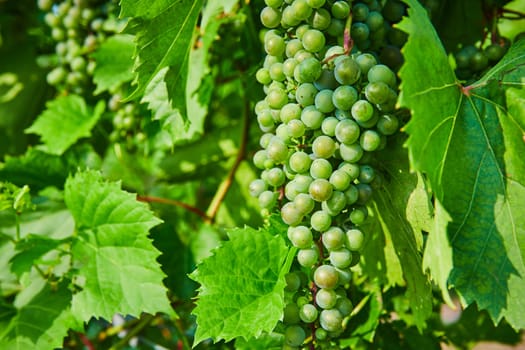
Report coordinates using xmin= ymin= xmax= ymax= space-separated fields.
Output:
xmin=454 ymin=38 xmax=509 ymax=82
xmin=251 ymin=0 xmax=401 ymax=347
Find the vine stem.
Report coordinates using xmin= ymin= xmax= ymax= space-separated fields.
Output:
xmin=205 ymin=81 xmax=250 ymax=224
xmin=109 ymin=314 xmax=155 ymax=350
xmin=136 ymin=195 xmax=211 ymax=221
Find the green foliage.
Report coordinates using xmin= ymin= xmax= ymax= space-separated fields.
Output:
xmin=190 ymin=225 xmax=293 ymax=345
xmin=399 ymin=0 xmax=525 ymax=328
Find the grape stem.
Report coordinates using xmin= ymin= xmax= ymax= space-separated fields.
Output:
xmin=136 ymin=195 xmax=211 ymax=221
xmin=205 ymin=78 xmax=251 ymax=223
xmin=77 ymin=332 xmax=95 ymax=350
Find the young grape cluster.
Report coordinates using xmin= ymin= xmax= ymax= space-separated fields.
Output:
xmin=454 ymin=38 xmax=509 ymax=82
xmin=38 ymin=0 xmax=146 ymax=148
xmin=251 ymin=0 xmax=404 ymax=347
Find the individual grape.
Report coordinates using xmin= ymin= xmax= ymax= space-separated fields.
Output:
xmin=358 ymin=165 xmax=376 ymax=184
xmin=265 ymin=0 xmax=284 ymax=7
xmin=336 ymin=297 xmax=354 ymax=317
xmin=38 ymin=0 xmax=54 ymax=11
xmin=335 ymin=119 xmax=360 ymax=144
xmin=334 ymin=56 xmax=361 ymax=85
xmin=283 ymin=303 xmax=301 ymax=325
xmin=312 ymin=135 xmax=336 ymax=158
xmin=364 ymin=81 xmax=391 ymax=105
xmin=346 ymin=228 xmax=365 ymax=251
xmin=320 ymin=309 xmax=343 ymax=332
xmin=360 ymin=129 xmax=382 ymax=151
xmin=331 ymin=1 xmax=350 ymax=19
xmin=257 ymin=110 xmax=275 ymax=129
xmin=286 ymin=39 xmax=303 ymax=58
xmin=310 ymin=158 xmax=333 ymax=179
xmin=256 ymin=67 xmax=272 ymax=85
xmin=260 ymin=6 xmax=282 ymax=28
xmin=366 ymin=11 xmax=384 ymax=31
xmin=336 ymin=267 xmax=353 ymax=285
xmin=368 ymin=64 xmax=397 ymax=88
xmin=322 ymin=190 xmax=347 ymax=216
xmin=281 ymin=202 xmax=304 ymax=226
xmin=332 ymin=85 xmax=358 ymax=112
xmin=284 ymin=325 xmax=306 ymax=347
xmin=309 ymin=178 xmax=333 ymax=202
xmin=306 ymin=0 xmax=325 ymax=8
xmin=289 ymin=225 xmax=314 ymax=248
xmin=266 ymin=167 xmax=286 ymax=187
xmin=329 ymin=248 xmax=353 ymax=269
xmin=314 ymin=69 xmax=338 ymax=90
xmin=294 ymin=193 xmax=315 ymax=214
xmin=321 ymin=116 xmax=339 ymax=137
xmin=470 ymin=51 xmax=489 ymax=72
xmin=485 ymin=43 xmax=506 ymax=62
xmin=298 ymin=247 xmax=319 ymax=267
xmin=301 ymin=105 xmax=324 ymax=129
xmin=351 ymin=99 xmax=375 ymax=123
xmin=309 ymin=8 xmax=332 ymax=30
xmin=296 ymin=83 xmax=318 ymax=106
xmin=283 ymin=58 xmax=299 ymax=78
xmin=315 ymin=89 xmax=335 ymax=113
xmin=280 ymin=103 xmax=302 ymax=123
xmin=269 ymin=62 xmax=286 ymax=81
xmin=316 ymin=288 xmax=338 ymax=309
xmin=285 ymin=272 xmax=302 ymax=292
xmin=267 ymin=137 xmax=289 ymax=162
xmin=295 ymin=57 xmax=322 ymax=83
xmin=349 ymin=206 xmax=368 ymax=225
xmin=282 ymin=6 xmax=302 ymax=28
xmin=266 ymin=88 xmax=288 ymax=109
xmin=352 ymin=3 xmax=370 ymax=22
xmin=322 ymin=226 xmax=345 ymax=250
xmin=382 ymin=0 xmax=406 ymax=22
xmin=302 ymin=29 xmax=326 ymax=53
xmin=376 ymin=114 xmax=399 ymax=135
xmin=299 ymin=303 xmax=318 ymax=323
xmin=339 ymin=143 xmax=364 ymax=163
xmin=327 ymin=18 xmax=345 ymax=37
xmin=46 ymin=66 xmax=67 ymax=85
xmin=289 ymin=151 xmax=312 ymax=173
xmin=314 ymin=265 xmax=339 ymax=289
xmin=329 ymin=169 xmax=351 ymax=191
xmin=265 ymin=34 xmax=286 ymax=56
xmin=294 ymin=174 xmax=314 ymax=192
xmin=292 ymin=0 xmax=313 ymax=21
xmin=249 ymin=179 xmax=267 ymax=197
xmin=259 ymin=190 xmax=278 ymax=209
xmin=338 ymin=162 xmax=360 ymax=180
xmin=315 ymin=328 xmax=328 ymax=341
xmin=310 ymin=210 xmax=332 ymax=232
xmin=287 ymin=119 xmax=306 ymax=138
xmin=276 ymin=123 xmax=292 ymax=144
xmin=351 ymin=22 xmax=370 ymax=42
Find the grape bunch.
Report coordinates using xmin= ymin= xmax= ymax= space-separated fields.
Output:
xmin=250 ymin=0 xmax=402 ymax=347
xmin=454 ymin=38 xmax=509 ymax=82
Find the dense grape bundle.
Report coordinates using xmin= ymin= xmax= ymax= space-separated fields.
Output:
xmin=251 ymin=0 xmax=405 ymax=347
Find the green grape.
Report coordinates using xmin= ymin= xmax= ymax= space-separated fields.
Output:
xmin=282 ymin=6 xmax=302 ymax=27
xmin=320 ymin=309 xmax=343 ymax=332
xmin=283 ymin=303 xmax=301 ymax=324
xmin=321 ymin=116 xmax=339 ymax=136
xmin=294 ymin=49 xmax=315 ymax=63
xmin=351 ymin=99 xmax=375 ymax=123
xmin=295 ymin=57 xmax=322 ymax=83
xmin=261 ymin=6 xmax=282 ymax=28
xmin=336 ymin=267 xmax=352 ymax=285
xmin=46 ymin=66 xmax=67 ymax=85
xmin=485 ymin=43 xmax=506 ymax=62
xmin=382 ymin=0 xmax=406 ymax=22
xmin=336 ymin=297 xmax=353 ymax=317
xmin=316 ymin=288 xmax=338 ymax=309
xmin=280 ymin=103 xmax=302 ymax=123
xmin=285 ymin=272 xmax=302 ymax=292
xmin=314 ymin=69 xmax=338 ymax=90
xmin=470 ymin=51 xmax=488 ymax=72
xmin=338 ymin=162 xmax=360 ymax=180
xmin=38 ymin=0 xmax=54 ymax=11
xmin=281 ymin=202 xmax=304 ymax=226
xmin=334 ymin=56 xmax=361 ymax=85
xmin=364 ymin=81 xmax=391 ymax=105
xmin=267 ymin=167 xmax=286 ymax=187
xmin=351 ymin=22 xmax=370 ymax=42
xmin=257 ymin=110 xmax=275 ymax=129
xmin=349 ymin=206 xmax=368 ymax=225
xmin=339 ymin=143 xmax=364 ymax=163
xmin=259 ymin=190 xmax=278 ymax=209
xmin=289 ymin=225 xmax=314 ymax=248
xmin=265 ymin=0 xmax=284 ymax=8
xmin=312 ymin=135 xmax=336 ymax=158
xmin=335 ymin=119 xmax=360 ymax=144
xmin=265 ymin=34 xmax=286 ymax=56
xmin=256 ymin=67 xmax=272 ymax=85
xmin=315 ymin=328 xmax=328 ymax=340
xmin=329 ymin=248 xmax=352 ymax=269
xmin=366 ymin=11 xmax=384 ymax=31
xmin=358 ymin=164 xmax=375 ymax=184
xmin=368 ymin=64 xmax=396 ymax=88
xmin=286 ymin=39 xmax=304 ymax=58
xmin=352 ymin=3 xmax=370 ymax=22
xmin=291 ymin=0 xmax=313 ymax=20
xmin=360 ymin=129 xmax=382 ymax=151
xmin=356 ymin=183 xmax=373 ymax=204
xmin=322 ymin=226 xmax=345 ymax=250
xmin=309 ymin=178 xmax=333 ymax=202
xmin=294 ymin=193 xmax=315 ymax=214
xmin=284 ymin=325 xmax=306 ymax=346
xmin=310 ymin=158 xmax=333 ymax=179
xmin=309 ymin=8 xmax=332 ymax=30
xmin=283 ymin=58 xmax=299 ymax=78
xmin=315 ymin=89 xmax=335 ymax=113
xmin=296 ymin=83 xmax=318 ymax=106
xmin=322 ymin=190 xmax=347 ymax=216
xmin=267 ymin=137 xmax=289 ymax=162
xmin=299 ymin=303 xmax=318 ymax=323
xmin=287 ymin=119 xmax=306 ymax=138
xmin=314 ymin=265 xmax=339 ymax=289
xmin=285 ymin=181 xmax=301 ymax=201
xmin=269 ymin=62 xmax=286 ymax=81
xmin=329 ymin=169 xmax=351 ymax=191
xmin=301 ymin=105 xmax=324 ymax=129
xmin=249 ymin=179 xmax=267 ymax=197
xmin=306 ymin=0 xmax=325 ymax=9
xmin=346 ymin=228 xmax=364 ymax=251
xmin=294 ymin=174 xmax=314 ymax=192
xmin=311 ymin=210 xmax=332 ymax=232
xmin=332 ymin=85 xmax=358 ymax=111
xmin=266 ymin=87 xmax=288 ymax=109
xmin=331 ymin=1 xmax=350 ymax=19
xmin=298 ymin=247 xmax=319 ymax=267
xmin=327 ymin=17 xmax=345 ymax=37
xmin=289 ymin=151 xmax=312 ymax=173
xmin=376 ymin=114 xmax=399 ymax=135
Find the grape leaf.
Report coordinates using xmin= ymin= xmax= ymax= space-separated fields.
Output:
xmin=120 ymin=0 xmax=203 ymax=118
xmin=92 ymin=34 xmax=135 ymax=94
xmin=340 ymin=290 xmax=382 ymax=347
xmin=0 ymin=281 xmax=80 ymax=350
xmin=235 ymin=333 xmax=284 ymax=350
xmin=399 ymin=0 xmax=525 ymax=328
xmin=189 ymin=225 xmax=294 ymax=345
xmin=63 ymin=170 xmax=172 ymax=321
xmin=25 ymin=95 xmax=105 ymax=156
xmin=9 ymin=235 xmax=69 ymax=277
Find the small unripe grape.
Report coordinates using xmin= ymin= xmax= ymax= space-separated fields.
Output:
xmin=260 ymin=6 xmax=282 ymax=28
xmin=352 ymin=3 xmax=370 ymax=21
xmin=301 ymin=105 xmax=324 ymax=129
xmin=321 ymin=116 xmax=338 ymax=137
xmin=316 ymin=288 xmax=337 ymax=309
xmin=360 ymin=129 xmax=382 ymax=151
xmin=309 ymin=178 xmax=333 ymax=202
xmin=314 ymin=265 xmax=339 ymax=289
xmin=346 ymin=228 xmax=365 ymax=251
xmin=336 ymin=297 xmax=354 ymax=317
xmin=322 ymin=226 xmax=345 ymax=250
xmin=310 ymin=210 xmax=332 ymax=232
xmin=293 ymin=193 xmax=315 ymax=214
xmin=339 ymin=143 xmax=364 ymax=163
xmin=249 ymin=179 xmax=267 ymax=197
xmin=320 ymin=309 xmax=343 ymax=332
xmin=284 ymin=325 xmax=306 ymax=347
xmin=334 ymin=57 xmax=361 ymax=85
xmin=283 ymin=303 xmax=301 ymax=325
xmin=310 ymin=8 xmax=331 ymax=30
xmin=296 ymin=83 xmax=318 ymax=106
xmin=332 ymin=85 xmax=358 ymax=111
xmin=297 ymin=247 xmax=319 ymax=267
xmin=287 ymin=119 xmax=305 ymax=139
xmin=289 ymin=225 xmax=313 ymax=248
xmin=285 ymin=272 xmax=302 ymax=292
xmin=289 ymin=151 xmax=312 ymax=173
xmin=259 ymin=190 xmax=278 ymax=209
xmin=335 ymin=119 xmax=360 ymax=145
xmin=302 ymin=29 xmax=326 ymax=53
xmin=299 ymin=303 xmax=318 ymax=323
xmin=310 ymin=158 xmax=332 ymax=179
xmin=312 ymin=135 xmax=336 ymax=158
xmin=281 ymin=202 xmax=304 ymax=226
xmin=329 ymin=248 xmax=353 ymax=269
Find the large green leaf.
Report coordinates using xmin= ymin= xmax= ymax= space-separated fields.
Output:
xmin=190 ymin=225 xmax=293 ymax=345
xmin=399 ymin=0 xmax=525 ymax=328
xmin=0 ymin=281 xmax=80 ymax=350
xmin=64 ymin=170 xmax=172 ymax=321
xmin=121 ymin=0 xmax=203 ymax=118
xmin=25 ymin=95 xmax=105 ymax=155
xmin=92 ymin=34 xmax=135 ymax=94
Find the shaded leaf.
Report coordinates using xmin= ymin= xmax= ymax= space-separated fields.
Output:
xmin=9 ymin=235 xmax=69 ymax=277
